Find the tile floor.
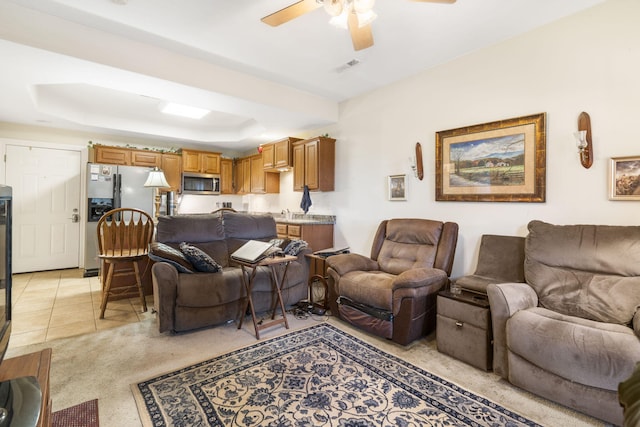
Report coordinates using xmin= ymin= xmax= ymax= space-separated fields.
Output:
xmin=8 ymin=268 xmax=153 ymax=349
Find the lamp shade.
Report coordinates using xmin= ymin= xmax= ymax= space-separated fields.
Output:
xmin=144 ymin=167 xmax=170 ymax=188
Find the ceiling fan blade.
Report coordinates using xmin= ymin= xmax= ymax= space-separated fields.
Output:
xmin=261 ymin=0 xmax=323 ymax=26
xmin=410 ymin=0 xmax=456 ymax=3
xmin=348 ymin=13 xmax=374 ymax=51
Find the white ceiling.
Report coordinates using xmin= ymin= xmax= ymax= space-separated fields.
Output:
xmin=0 ymin=0 xmax=605 ymax=152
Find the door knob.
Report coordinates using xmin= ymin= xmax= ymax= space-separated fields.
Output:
xmin=70 ymin=208 xmax=80 ymax=223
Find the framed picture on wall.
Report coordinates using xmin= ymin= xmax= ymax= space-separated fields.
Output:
xmin=388 ymin=174 xmax=407 ymax=201
xmin=435 ymin=113 xmax=546 ymax=202
xmin=609 ymin=156 xmax=640 ymax=200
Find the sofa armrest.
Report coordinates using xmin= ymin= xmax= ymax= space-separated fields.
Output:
xmin=393 ymin=268 xmax=448 ymax=290
xmin=152 ymin=262 xmax=179 ymax=333
xmin=486 ymin=282 xmax=538 ymax=378
xmin=326 ymin=253 xmax=379 ymax=276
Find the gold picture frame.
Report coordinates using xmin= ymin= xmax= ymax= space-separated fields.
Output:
xmin=388 ymin=174 xmax=407 ymax=201
xmin=609 ymin=156 xmax=640 ymax=201
xmin=436 ymin=113 xmax=546 ymax=202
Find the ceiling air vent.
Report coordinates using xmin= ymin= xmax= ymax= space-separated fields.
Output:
xmin=335 ymin=59 xmax=361 ymax=73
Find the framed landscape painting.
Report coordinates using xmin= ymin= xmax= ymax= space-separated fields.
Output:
xmin=435 ymin=113 xmax=546 ymax=202
xmin=609 ymin=156 xmax=640 ymax=200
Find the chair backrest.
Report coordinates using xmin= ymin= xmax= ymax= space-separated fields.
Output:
xmin=473 ymin=234 xmax=525 ymax=283
xmin=370 ymin=218 xmax=458 ymax=276
xmin=525 ymin=220 xmax=640 ymax=325
xmin=97 ymin=208 xmax=154 ymax=257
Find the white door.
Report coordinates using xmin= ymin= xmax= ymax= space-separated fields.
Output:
xmin=6 ymin=145 xmax=81 ymax=273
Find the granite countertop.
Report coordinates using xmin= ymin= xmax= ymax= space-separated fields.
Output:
xmin=274 ymin=213 xmax=335 ymax=225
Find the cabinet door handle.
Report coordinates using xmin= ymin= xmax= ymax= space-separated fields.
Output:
xmin=455 ymin=321 xmax=464 ymax=328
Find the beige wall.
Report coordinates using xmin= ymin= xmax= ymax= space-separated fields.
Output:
xmin=2 ymin=0 xmax=638 ymax=278
xmin=319 ymin=0 xmax=640 ymax=277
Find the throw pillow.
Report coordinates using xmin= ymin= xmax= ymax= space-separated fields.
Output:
xmin=284 ymin=239 xmax=308 ymax=256
xmin=180 ymin=242 xmax=222 ymax=273
xmin=148 ymin=242 xmax=194 ymax=273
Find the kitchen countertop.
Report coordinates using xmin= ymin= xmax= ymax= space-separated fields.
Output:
xmin=273 ymin=214 xmax=336 ymax=225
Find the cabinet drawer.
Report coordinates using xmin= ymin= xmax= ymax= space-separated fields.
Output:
xmin=436 ymin=314 xmax=492 ymax=371
xmin=276 ymin=224 xmax=288 ymax=237
xmin=437 ymin=294 xmax=490 ymax=329
xmin=287 ymin=225 xmax=301 ymax=238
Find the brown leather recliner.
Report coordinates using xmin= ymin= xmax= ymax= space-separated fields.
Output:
xmin=326 ymin=218 xmax=459 ymax=345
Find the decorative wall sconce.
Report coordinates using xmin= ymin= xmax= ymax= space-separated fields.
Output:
xmin=409 ymin=142 xmax=424 ymax=180
xmin=574 ymin=112 xmax=593 ymax=168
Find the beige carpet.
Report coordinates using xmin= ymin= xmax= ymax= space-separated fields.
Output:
xmin=6 ymin=314 xmax=605 ymax=427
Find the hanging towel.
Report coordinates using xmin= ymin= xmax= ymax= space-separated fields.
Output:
xmin=300 ymin=185 xmax=312 ymax=214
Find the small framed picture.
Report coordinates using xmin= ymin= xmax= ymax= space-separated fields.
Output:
xmin=388 ymin=174 xmax=407 ymax=201
xmin=609 ymin=156 xmax=640 ymax=200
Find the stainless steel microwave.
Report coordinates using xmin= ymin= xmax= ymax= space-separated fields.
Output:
xmin=182 ymin=172 xmax=220 ymax=195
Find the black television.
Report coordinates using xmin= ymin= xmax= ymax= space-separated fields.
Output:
xmin=0 ymin=185 xmax=41 ymax=426
xmin=0 ymin=185 xmax=11 ymax=365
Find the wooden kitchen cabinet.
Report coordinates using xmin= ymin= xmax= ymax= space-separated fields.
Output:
xmin=182 ymin=149 xmax=221 ymax=174
xmin=262 ymin=144 xmax=275 ymax=170
xmin=263 ymin=137 xmax=301 ymax=171
xmin=234 ymin=157 xmax=251 ymax=194
xmin=251 ymin=155 xmax=265 ymax=193
xmin=276 ymin=222 xmax=334 ymax=252
xmin=292 ymin=136 xmax=335 ymax=192
xmin=94 ymin=145 xmax=131 ymax=165
xmin=161 ymin=153 xmax=182 ymax=193
xmin=235 ymin=155 xmax=279 ymax=194
xmin=220 ymin=158 xmax=234 ymax=194
xmin=131 ymin=150 xmax=162 ymax=168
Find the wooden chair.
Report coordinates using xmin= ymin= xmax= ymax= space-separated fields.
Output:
xmin=97 ymin=208 xmax=154 ymax=319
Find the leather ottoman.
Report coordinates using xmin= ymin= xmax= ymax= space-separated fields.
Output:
xmin=436 ymin=290 xmax=492 ymax=371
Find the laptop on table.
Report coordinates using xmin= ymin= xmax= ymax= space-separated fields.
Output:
xmin=231 ymin=240 xmax=276 ymax=263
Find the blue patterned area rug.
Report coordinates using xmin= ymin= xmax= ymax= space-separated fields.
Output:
xmin=133 ymin=323 xmax=540 ymax=426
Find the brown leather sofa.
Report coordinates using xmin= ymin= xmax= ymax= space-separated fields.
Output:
xmin=326 ymin=218 xmax=458 ymax=345
xmin=151 ymin=211 xmax=310 ymax=333
xmin=487 ymin=220 xmax=640 ymax=425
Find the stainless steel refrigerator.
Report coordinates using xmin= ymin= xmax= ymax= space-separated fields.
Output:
xmin=83 ymin=163 xmax=154 ymax=276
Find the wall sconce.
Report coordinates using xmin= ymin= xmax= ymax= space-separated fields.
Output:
xmin=409 ymin=142 xmax=424 ymax=180
xmin=574 ymin=112 xmax=593 ymax=168
xmin=144 ymin=167 xmax=170 ymax=219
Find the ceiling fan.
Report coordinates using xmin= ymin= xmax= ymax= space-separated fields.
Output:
xmin=261 ymin=0 xmax=456 ymax=51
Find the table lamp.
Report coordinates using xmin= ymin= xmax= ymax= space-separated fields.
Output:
xmin=144 ymin=167 xmax=170 ymax=219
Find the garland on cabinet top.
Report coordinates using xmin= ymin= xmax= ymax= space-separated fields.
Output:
xmin=87 ymin=141 xmax=181 ymax=154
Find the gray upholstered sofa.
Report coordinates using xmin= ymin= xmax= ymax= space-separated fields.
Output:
xmin=487 ymin=220 xmax=640 ymax=425
xmin=151 ymin=211 xmax=310 ymax=333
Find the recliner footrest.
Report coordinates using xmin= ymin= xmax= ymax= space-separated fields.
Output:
xmin=337 ymin=296 xmax=393 ymax=321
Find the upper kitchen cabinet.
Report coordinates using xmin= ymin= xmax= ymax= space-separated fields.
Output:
xmin=94 ymin=145 xmax=131 ymax=166
xmin=292 ymin=136 xmax=335 ymax=192
xmin=182 ymin=149 xmax=221 ymax=174
xmin=250 ymin=154 xmax=279 ymax=194
xmin=130 ymin=150 xmax=162 ymax=168
xmin=262 ymin=137 xmax=302 ymax=171
xmin=161 ymin=153 xmax=182 ymax=193
xmin=220 ymin=158 xmax=234 ymax=194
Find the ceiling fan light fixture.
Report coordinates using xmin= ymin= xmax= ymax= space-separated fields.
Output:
xmin=329 ymin=11 xmax=349 ymax=29
xmin=323 ymin=0 xmax=343 ymax=16
xmin=353 ymin=0 xmax=375 ymax=13
xmin=356 ymin=9 xmax=377 ymax=28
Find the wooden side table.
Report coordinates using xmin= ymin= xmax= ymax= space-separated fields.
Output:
xmin=236 ymin=255 xmax=297 ymax=339
xmin=0 ymin=348 xmax=52 ymax=427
